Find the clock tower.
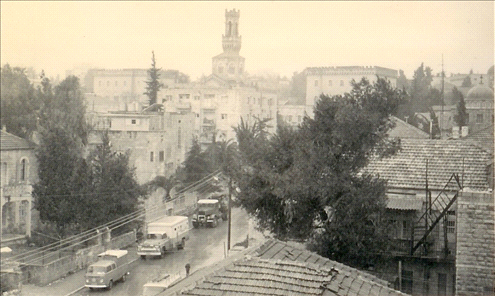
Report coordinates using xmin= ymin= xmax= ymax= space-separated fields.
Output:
xmin=212 ymin=9 xmax=245 ymax=82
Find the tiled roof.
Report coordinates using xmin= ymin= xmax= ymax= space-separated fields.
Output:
xmin=181 ymin=257 xmax=405 ymax=296
xmin=388 ymin=116 xmax=430 ymax=139
xmin=364 ymin=139 xmax=491 ymax=191
xmin=461 ymin=125 xmax=494 ymax=153
xmin=0 ymin=130 xmax=36 ymax=151
xmin=254 ymin=240 xmax=389 ymax=286
xmin=169 ymin=240 xmax=406 ymax=296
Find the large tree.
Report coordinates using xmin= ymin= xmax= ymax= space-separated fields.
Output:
xmin=234 ymin=77 xmax=403 ymax=267
xmin=0 ymin=64 xmax=40 ymax=139
xmin=80 ymin=132 xmax=144 ymax=232
xmin=144 ymin=51 xmax=164 ymax=106
xmin=33 ymin=75 xmax=89 ymax=236
xmin=453 ymin=87 xmax=468 ymax=127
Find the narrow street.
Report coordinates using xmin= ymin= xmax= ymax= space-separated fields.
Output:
xmin=72 ymin=206 xmax=258 ymax=296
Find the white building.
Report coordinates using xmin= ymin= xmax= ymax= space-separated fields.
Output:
xmin=305 ymin=66 xmax=398 ymax=111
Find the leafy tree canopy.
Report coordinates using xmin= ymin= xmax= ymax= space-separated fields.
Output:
xmin=234 ymin=77 xmax=404 ymax=267
xmin=0 ymin=64 xmax=40 ymax=139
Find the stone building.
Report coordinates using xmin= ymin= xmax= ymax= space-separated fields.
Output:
xmin=1 ymin=130 xmax=38 ymax=239
xmin=161 ymin=9 xmax=278 ymax=146
xmin=305 ymin=66 xmax=398 ymax=112
xmin=364 ymin=139 xmax=493 ymax=295
xmin=211 ymin=9 xmax=245 ymax=83
xmin=87 ymin=109 xmax=196 ymax=184
xmin=465 ymin=78 xmax=494 ymax=134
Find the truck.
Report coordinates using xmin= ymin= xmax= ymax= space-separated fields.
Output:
xmin=137 ymin=215 xmax=189 ymax=259
xmin=192 ymin=199 xmax=228 ymax=228
xmin=85 ymin=249 xmax=131 ymax=290
xmin=141 ymin=273 xmax=181 ymax=296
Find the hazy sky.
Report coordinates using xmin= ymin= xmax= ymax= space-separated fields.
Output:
xmin=1 ymin=1 xmax=493 ymax=80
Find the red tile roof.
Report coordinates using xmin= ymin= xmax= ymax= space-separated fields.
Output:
xmin=0 ymin=130 xmax=36 ymax=151
xmin=364 ymin=139 xmax=491 ymax=191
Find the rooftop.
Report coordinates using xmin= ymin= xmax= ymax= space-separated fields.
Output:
xmin=0 ymin=130 xmax=36 ymax=151
xmin=364 ymin=139 xmax=492 ymax=191
xmin=166 ymin=239 xmax=405 ymax=296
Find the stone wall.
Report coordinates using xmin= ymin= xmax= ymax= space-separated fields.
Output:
xmin=456 ymin=190 xmax=495 ymax=295
xmin=22 ymin=231 xmax=136 ymax=286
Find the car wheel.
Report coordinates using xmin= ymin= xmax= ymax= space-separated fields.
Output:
xmin=108 ymin=280 xmax=113 ymax=290
xmin=181 ymin=237 xmax=186 ymax=249
xmin=122 ymin=274 xmax=127 ymax=282
xmin=140 ymin=255 xmax=146 ymax=260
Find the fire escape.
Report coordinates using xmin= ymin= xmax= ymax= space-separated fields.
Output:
xmin=411 ymin=169 xmax=463 ymax=256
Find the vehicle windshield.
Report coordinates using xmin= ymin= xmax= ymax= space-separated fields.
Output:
xmin=147 ymin=233 xmax=166 ymax=239
xmin=87 ymin=266 xmax=107 ymax=274
xmin=198 ymin=203 xmax=217 ymax=210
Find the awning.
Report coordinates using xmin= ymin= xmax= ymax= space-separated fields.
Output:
xmin=386 ymin=196 xmax=423 ymax=211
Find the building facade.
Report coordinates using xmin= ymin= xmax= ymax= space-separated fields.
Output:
xmin=161 ymin=9 xmax=278 ymax=146
xmin=364 ymin=139 xmax=493 ymax=295
xmin=211 ymin=9 xmax=245 ymax=83
xmin=305 ymin=66 xmax=398 ymax=111
xmin=465 ymin=79 xmax=494 ymax=134
xmin=1 ymin=130 xmax=38 ymax=238
xmin=87 ymin=110 xmax=196 ymax=184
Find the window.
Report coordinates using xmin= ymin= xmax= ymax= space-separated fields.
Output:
xmin=20 ymin=159 xmax=27 ymax=181
xmin=131 ymin=119 xmax=136 ymax=124
xmin=401 ymin=270 xmax=413 ymax=294
xmin=446 ymin=220 xmax=455 ymax=233
xmin=476 ymin=114 xmax=483 ymax=123
xmin=178 ymin=127 xmax=181 ymax=148
xmin=466 ymin=113 xmax=469 ymax=123
xmin=340 ymin=80 xmax=344 ymax=86
xmin=1 ymin=162 xmax=7 ymax=185
xmin=329 ymin=80 xmax=332 ymax=86
xmin=194 ymin=96 xmax=200 ymax=100
xmin=438 ymin=273 xmax=447 ymax=296
xmin=221 ymin=114 xmax=227 ymax=119
xmin=159 ymin=151 xmax=164 ymax=162
xmin=315 ymin=80 xmax=318 ymax=86
xmin=150 ymin=152 xmax=154 ymax=162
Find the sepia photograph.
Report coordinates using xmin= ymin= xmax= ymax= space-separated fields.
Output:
xmin=1 ymin=1 xmax=494 ymax=295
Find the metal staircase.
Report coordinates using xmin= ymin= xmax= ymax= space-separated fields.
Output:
xmin=411 ymin=173 xmax=462 ymax=255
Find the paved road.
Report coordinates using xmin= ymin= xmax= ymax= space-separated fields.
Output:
xmin=73 ymin=206 xmax=255 ymax=296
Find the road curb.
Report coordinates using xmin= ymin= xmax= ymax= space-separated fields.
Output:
xmin=64 ymin=285 xmax=85 ymax=296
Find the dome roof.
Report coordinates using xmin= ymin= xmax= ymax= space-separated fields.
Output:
xmin=466 ymin=82 xmax=494 ymax=100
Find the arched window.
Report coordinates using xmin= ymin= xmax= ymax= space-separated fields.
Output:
xmin=20 ymin=158 xmax=28 ymax=181
xmin=228 ymin=21 xmax=232 ymax=36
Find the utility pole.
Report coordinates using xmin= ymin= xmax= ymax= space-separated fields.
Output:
xmin=441 ymin=54 xmax=445 ymax=138
xmin=227 ymin=177 xmax=232 ymax=251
